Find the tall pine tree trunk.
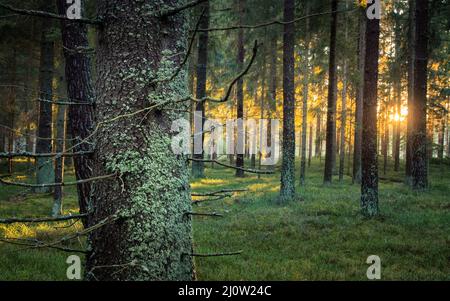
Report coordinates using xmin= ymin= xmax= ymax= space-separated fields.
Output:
xmin=86 ymin=0 xmax=194 ymax=280
xmin=192 ymin=1 xmax=210 ymax=178
xmin=57 ymin=0 xmax=95 ymax=225
xmin=280 ymin=0 xmax=296 ymax=202
xmin=353 ymin=7 xmax=366 ymax=184
xmin=324 ymin=0 xmax=338 ymax=185
xmin=411 ymin=0 xmax=429 ymax=190
xmin=361 ymin=8 xmax=381 ymax=217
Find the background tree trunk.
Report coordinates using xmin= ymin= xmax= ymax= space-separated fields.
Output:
xmin=411 ymin=0 xmax=429 ymax=190
xmin=405 ymin=0 xmax=416 ymax=185
xmin=192 ymin=1 xmax=210 ymax=179
xmin=57 ymin=0 xmax=95 ymax=225
xmin=86 ymin=0 xmax=194 ymax=281
xmin=353 ymin=7 xmax=366 ymax=184
xmin=52 ymin=101 xmax=66 ymax=216
xmin=235 ymin=0 xmax=246 ymax=177
xmin=280 ymin=0 xmax=296 ymax=202
xmin=300 ymin=2 xmax=310 ymax=185
xmin=323 ymin=0 xmax=338 ymax=185
xmin=361 ymin=10 xmax=381 ymax=217
xmin=35 ymin=14 xmax=55 ymax=193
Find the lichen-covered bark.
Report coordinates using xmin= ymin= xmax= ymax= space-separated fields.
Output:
xmin=56 ymin=0 xmax=95 ymax=225
xmin=86 ymin=0 xmax=194 ymax=280
xmin=411 ymin=0 xmax=428 ymax=190
xmin=191 ymin=1 xmax=209 ymax=179
xmin=35 ymin=14 xmax=55 ymax=193
xmin=279 ymin=0 xmax=296 ymax=202
xmin=361 ymin=11 xmax=380 ymax=218
xmin=323 ymin=0 xmax=338 ymax=185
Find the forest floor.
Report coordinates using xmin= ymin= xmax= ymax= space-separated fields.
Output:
xmin=0 ymin=159 xmax=449 ymax=280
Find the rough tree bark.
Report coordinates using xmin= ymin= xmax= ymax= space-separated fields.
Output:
xmin=353 ymin=7 xmax=366 ymax=184
xmin=279 ymin=0 xmax=296 ymax=202
xmin=56 ymin=0 xmax=95 ymax=225
xmin=323 ymin=0 xmax=338 ymax=185
xmin=35 ymin=13 xmax=55 ymax=193
xmin=191 ymin=1 xmax=209 ymax=178
xmin=86 ymin=0 xmax=194 ymax=281
xmin=411 ymin=0 xmax=429 ymax=190
xmin=361 ymin=7 xmax=381 ymax=217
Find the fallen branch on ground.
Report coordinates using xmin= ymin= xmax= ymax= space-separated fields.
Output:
xmin=185 ymin=212 xmax=223 ymax=217
xmin=183 ymin=250 xmax=243 ymax=257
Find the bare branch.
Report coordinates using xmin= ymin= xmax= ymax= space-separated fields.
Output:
xmin=0 ymin=213 xmax=88 ymax=225
xmin=0 ymin=173 xmax=116 ymax=188
xmin=0 ymin=3 xmax=101 ymax=25
xmin=188 ymin=40 xmax=259 ymax=104
xmin=196 ymin=8 xmax=357 ymax=32
xmin=192 ymin=189 xmax=247 ymax=197
xmin=0 ymin=238 xmax=87 ymax=254
xmin=188 ymin=158 xmax=274 ymax=174
xmin=0 ymin=151 xmax=93 ymax=159
xmin=157 ymin=0 xmax=208 ymax=17
xmin=192 ymin=194 xmax=230 ymax=204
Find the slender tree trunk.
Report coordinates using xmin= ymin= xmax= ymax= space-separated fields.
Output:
xmin=57 ymin=0 xmax=95 ymax=225
xmin=7 ymin=48 xmax=17 ymax=175
xmin=323 ymin=0 xmax=338 ymax=185
xmin=447 ymin=99 xmax=450 ymax=158
xmin=411 ymin=0 xmax=429 ymax=190
xmin=383 ymin=98 xmax=390 ymax=175
xmin=192 ymin=1 xmax=210 ymax=178
xmin=339 ymin=8 xmax=349 ymax=182
xmin=394 ymin=81 xmax=401 ymax=172
xmin=315 ymin=110 xmax=322 ymax=158
xmin=266 ymin=30 xmax=278 ymax=171
xmin=86 ymin=0 xmax=194 ymax=281
xmin=438 ymin=117 xmax=445 ymax=160
xmin=235 ymin=0 xmax=246 ymax=177
xmin=353 ymin=7 xmax=366 ymax=184
xmin=280 ymin=0 xmax=296 ymax=202
xmin=300 ymin=2 xmax=310 ymax=185
xmin=258 ymin=43 xmax=267 ymax=179
xmin=53 ymin=102 xmax=66 ymax=216
xmin=361 ymin=9 xmax=381 ymax=218
xmin=406 ymin=0 xmax=416 ymax=184
xmin=308 ymin=123 xmax=313 ymax=168
xmin=35 ymin=14 xmax=55 ymax=193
